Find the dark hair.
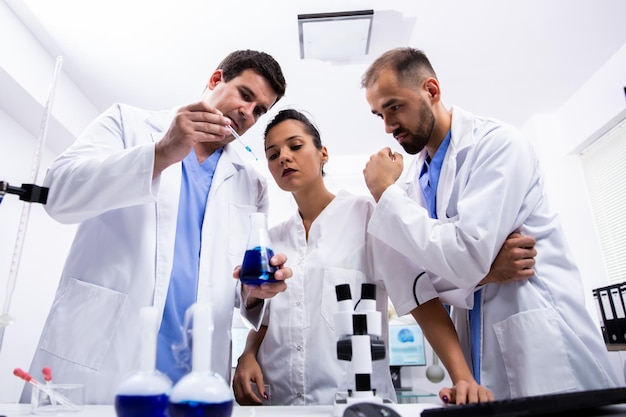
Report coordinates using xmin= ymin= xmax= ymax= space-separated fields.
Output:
xmin=217 ymin=50 xmax=287 ymax=104
xmin=263 ymin=109 xmax=323 ymax=151
xmin=361 ymin=47 xmax=437 ymax=89
xmin=263 ymin=109 xmax=325 ymax=175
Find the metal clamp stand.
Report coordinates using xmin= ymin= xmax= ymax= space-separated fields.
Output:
xmin=0 ymin=56 xmax=62 ymax=354
xmin=0 ymin=181 xmax=49 ymax=205
xmin=332 ymin=283 xmax=394 ymax=417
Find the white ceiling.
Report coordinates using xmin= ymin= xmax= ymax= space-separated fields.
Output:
xmin=8 ymin=0 xmax=626 ymax=160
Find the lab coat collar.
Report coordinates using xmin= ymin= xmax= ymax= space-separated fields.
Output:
xmin=449 ymin=105 xmax=477 ymax=153
xmin=146 ymin=108 xmax=181 ymax=316
xmin=210 ymin=144 xmax=243 ymax=192
xmin=435 ymin=106 xmax=475 ymax=217
xmin=400 ymin=105 xmax=475 ymax=218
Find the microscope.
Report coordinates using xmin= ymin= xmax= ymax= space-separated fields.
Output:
xmin=333 ymin=283 xmax=395 ymax=417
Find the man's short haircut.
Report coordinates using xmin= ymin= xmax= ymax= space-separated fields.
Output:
xmin=361 ymin=47 xmax=437 ymax=89
xmin=218 ymin=50 xmax=287 ymax=104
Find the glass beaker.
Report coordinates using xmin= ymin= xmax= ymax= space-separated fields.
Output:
xmin=239 ymin=212 xmax=278 ymax=285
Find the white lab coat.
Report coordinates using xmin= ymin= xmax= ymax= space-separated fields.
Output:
xmin=257 ymin=191 xmax=433 ymax=405
xmin=368 ymin=106 xmax=620 ymax=399
xmin=23 ymin=103 xmax=267 ymax=404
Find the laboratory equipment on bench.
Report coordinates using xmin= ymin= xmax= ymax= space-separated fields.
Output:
xmin=333 ymin=283 xmax=394 ymax=417
xmin=343 ymin=402 xmax=401 ymax=417
xmin=41 ymin=366 xmax=56 ymax=405
xmin=13 ymin=367 xmax=80 ymax=410
xmin=388 ymin=320 xmax=427 ymax=390
xmin=426 ymin=351 xmax=445 ymax=383
xmin=0 ymin=56 xmax=62 ymax=353
xmin=239 ymin=212 xmax=278 ymax=285
xmin=114 ymin=306 xmax=172 ymax=417
xmin=168 ymin=303 xmax=234 ymax=417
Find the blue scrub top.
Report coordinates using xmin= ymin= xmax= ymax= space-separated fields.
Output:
xmin=156 ymin=147 xmax=223 ymax=383
xmin=419 ymin=130 xmax=451 ymax=219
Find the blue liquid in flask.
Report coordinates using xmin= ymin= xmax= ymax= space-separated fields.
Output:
xmin=114 ymin=307 xmax=172 ymax=417
xmin=239 ymin=246 xmax=278 ymax=285
xmin=114 ymin=393 xmax=169 ymax=417
xmin=168 ymin=399 xmax=233 ymax=417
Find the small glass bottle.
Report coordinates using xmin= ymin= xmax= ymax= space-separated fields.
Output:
xmin=239 ymin=212 xmax=278 ymax=285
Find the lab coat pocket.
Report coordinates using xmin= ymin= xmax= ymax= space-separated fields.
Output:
xmin=321 ymin=267 xmax=366 ymax=330
xmin=228 ymin=203 xmax=257 ymax=257
xmin=40 ymin=278 xmax=127 ymax=370
xmin=493 ymin=308 xmax=577 ymax=397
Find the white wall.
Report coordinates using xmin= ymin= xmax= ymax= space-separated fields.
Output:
xmin=525 ymin=44 xmax=626 ymax=325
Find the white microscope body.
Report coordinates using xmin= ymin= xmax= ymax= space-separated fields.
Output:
xmin=333 ymin=283 xmax=392 ymax=416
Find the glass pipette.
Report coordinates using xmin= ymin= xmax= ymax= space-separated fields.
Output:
xmin=226 ymin=124 xmax=258 ymax=160
xmin=13 ymin=368 xmax=75 ymax=407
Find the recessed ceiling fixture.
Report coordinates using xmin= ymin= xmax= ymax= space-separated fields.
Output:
xmin=298 ymin=9 xmax=374 ymax=61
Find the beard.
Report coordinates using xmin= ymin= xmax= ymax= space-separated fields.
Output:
xmin=395 ymin=98 xmax=436 ymax=155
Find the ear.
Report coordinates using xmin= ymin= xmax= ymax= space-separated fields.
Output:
xmin=424 ymin=77 xmax=441 ymax=102
xmin=321 ymin=146 xmax=329 ymax=162
xmin=207 ymin=70 xmax=225 ymax=90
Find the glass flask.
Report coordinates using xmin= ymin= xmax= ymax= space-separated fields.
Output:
xmin=114 ymin=307 xmax=172 ymax=417
xmin=239 ymin=212 xmax=278 ymax=285
xmin=167 ymin=303 xmax=233 ymax=417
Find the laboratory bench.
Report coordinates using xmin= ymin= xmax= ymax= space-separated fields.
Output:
xmin=5 ymin=401 xmax=626 ymax=417
xmin=0 ymin=403 xmax=441 ymax=417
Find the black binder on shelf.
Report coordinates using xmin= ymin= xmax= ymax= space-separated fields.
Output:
xmin=594 ymin=282 xmax=626 ymax=345
xmin=618 ymin=284 xmax=626 ymax=343
xmin=593 ymin=289 xmax=610 ymax=344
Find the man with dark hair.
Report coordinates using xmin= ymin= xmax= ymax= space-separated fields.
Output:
xmin=24 ymin=50 xmax=291 ymax=404
xmin=361 ymin=47 xmax=620 ymax=400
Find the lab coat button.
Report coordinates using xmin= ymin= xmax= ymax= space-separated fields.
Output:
xmin=296 ymin=345 xmax=303 ymax=351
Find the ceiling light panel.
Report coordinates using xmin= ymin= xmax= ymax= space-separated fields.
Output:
xmin=298 ymin=10 xmax=374 ymax=61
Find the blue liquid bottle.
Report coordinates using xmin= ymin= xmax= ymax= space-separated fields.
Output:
xmin=114 ymin=307 xmax=172 ymax=417
xmin=239 ymin=213 xmax=278 ymax=285
xmin=168 ymin=303 xmax=234 ymax=417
